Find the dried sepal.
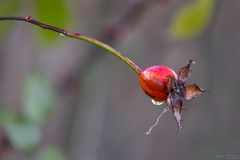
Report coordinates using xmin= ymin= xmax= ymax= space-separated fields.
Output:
xmin=167 ymin=97 xmax=183 ymax=132
xmin=173 ymin=108 xmax=182 ymax=132
xmin=164 ymin=59 xmax=207 ymax=132
xmin=184 ymin=83 xmax=206 ymax=100
xmin=166 ymin=84 xmax=183 ymax=132
xmin=178 ymin=59 xmax=195 ymax=83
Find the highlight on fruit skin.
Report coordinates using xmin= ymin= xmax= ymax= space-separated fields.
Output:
xmin=140 ymin=59 xmax=207 ymax=134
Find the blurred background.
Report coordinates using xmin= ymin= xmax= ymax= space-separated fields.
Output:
xmin=0 ymin=0 xmax=239 ymax=159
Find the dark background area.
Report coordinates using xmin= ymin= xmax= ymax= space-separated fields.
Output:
xmin=0 ymin=0 xmax=239 ymax=160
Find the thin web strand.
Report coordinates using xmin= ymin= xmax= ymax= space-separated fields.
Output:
xmin=146 ymin=108 xmax=167 ymax=135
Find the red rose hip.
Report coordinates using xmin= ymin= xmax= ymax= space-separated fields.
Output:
xmin=139 ymin=66 xmax=177 ymax=102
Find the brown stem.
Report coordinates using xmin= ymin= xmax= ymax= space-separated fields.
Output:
xmin=0 ymin=16 xmax=142 ymax=75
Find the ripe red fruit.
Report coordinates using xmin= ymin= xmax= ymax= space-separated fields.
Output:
xmin=139 ymin=66 xmax=177 ymax=102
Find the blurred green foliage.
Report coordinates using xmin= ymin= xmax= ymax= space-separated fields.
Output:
xmin=4 ymin=119 xmax=40 ymax=151
xmin=34 ymin=0 xmax=70 ymax=41
xmin=0 ymin=107 xmax=16 ymax=124
xmin=37 ymin=147 xmax=66 ymax=160
xmin=23 ymin=73 xmax=55 ymax=125
xmin=0 ymin=0 xmax=20 ymax=15
xmin=0 ymin=108 xmax=40 ymax=151
xmin=0 ymin=0 xmax=70 ymax=42
xmin=0 ymin=0 xmax=20 ymax=38
xmin=0 ymin=72 xmax=55 ymax=153
xmin=0 ymin=0 xmax=68 ymax=158
xmin=170 ymin=0 xmax=214 ymax=40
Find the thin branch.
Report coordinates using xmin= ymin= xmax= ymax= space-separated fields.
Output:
xmin=0 ymin=16 xmax=142 ymax=75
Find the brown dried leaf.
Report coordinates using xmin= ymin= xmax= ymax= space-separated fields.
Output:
xmin=166 ymin=97 xmax=183 ymax=132
xmin=184 ymin=83 xmax=206 ymax=100
xmin=178 ymin=59 xmax=195 ymax=83
xmin=173 ymin=108 xmax=182 ymax=132
xmin=172 ymin=100 xmax=183 ymax=132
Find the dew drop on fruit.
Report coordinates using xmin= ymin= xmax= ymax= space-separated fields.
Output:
xmin=151 ymin=99 xmax=164 ymax=106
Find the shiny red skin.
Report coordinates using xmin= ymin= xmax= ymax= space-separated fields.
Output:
xmin=139 ymin=66 xmax=177 ymax=102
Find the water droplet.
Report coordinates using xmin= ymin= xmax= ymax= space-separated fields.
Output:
xmin=59 ymin=33 xmax=65 ymax=37
xmin=151 ymin=99 xmax=164 ymax=106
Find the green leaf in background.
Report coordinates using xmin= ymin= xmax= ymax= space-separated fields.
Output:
xmin=37 ymin=147 xmax=65 ymax=160
xmin=4 ymin=119 xmax=40 ymax=151
xmin=0 ymin=107 xmax=16 ymax=124
xmin=34 ymin=0 xmax=70 ymax=41
xmin=0 ymin=0 xmax=21 ymax=38
xmin=0 ymin=0 xmax=20 ymax=15
xmin=169 ymin=0 xmax=215 ymax=40
xmin=0 ymin=107 xmax=40 ymax=152
xmin=22 ymin=73 xmax=55 ymax=125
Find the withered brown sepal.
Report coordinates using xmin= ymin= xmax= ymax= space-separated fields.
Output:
xmin=166 ymin=59 xmax=207 ymax=132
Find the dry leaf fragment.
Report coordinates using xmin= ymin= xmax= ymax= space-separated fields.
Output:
xmin=178 ymin=59 xmax=195 ymax=83
xmin=184 ymin=83 xmax=206 ymax=100
xmin=164 ymin=59 xmax=207 ymax=132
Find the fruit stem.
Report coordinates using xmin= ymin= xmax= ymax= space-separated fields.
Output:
xmin=0 ymin=16 xmax=142 ymax=75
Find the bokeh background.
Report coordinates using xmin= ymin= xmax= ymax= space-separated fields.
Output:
xmin=0 ymin=0 xmax=239 ymax=160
